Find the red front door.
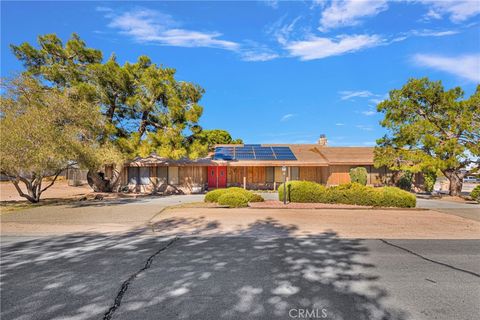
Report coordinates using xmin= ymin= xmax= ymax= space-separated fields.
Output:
xmin=208 ymin=166 xmax=227 ymax=188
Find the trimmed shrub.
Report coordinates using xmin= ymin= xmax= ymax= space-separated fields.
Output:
xmin=379 ymin=186 xmax=417 ymax=208
xmin=204 ymin=189 xmax=229 ymax=202
xmin=471 ymin=185 xmax=480 ymax=203
xmin=280 ymin=181 xmax=416 ymax=208
xmin=217 ymin=192 xmax=249 ymax=208
xmin=248 ymin=193 xmax=265 ymax=202
xmin=349 ymin=167 xmax=368 ymax=185
xmin=204 ymin=187 xmax=264 ymax=203
xmin=278 ymin=181 xmax=327 ymax=203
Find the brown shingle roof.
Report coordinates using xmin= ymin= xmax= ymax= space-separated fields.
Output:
xmin=268 ymin=144 xmax=374 ymax=165
xmin=125 ymin=145 xmax=375 ymax=167
xmin=213 ymin=144 xmax=374 ymax=166
xmin=126 ymin=154 xmax=213 ymax=166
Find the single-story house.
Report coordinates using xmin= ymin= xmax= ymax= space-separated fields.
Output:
xmin=108 ymin=136 xmax=397 ymax=194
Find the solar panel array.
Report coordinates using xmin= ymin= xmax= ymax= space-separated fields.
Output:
xmin=214 ymin=145 xmax=297 ymax=161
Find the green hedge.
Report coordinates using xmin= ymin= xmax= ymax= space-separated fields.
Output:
xmin=217 ymin=192 xmax=249 ymax=208
xmin=278 ymin=181 xmax=416 ymax=208
xmin=204 ymin=187 xmax=264 ymax=204
xmin=278 ymin=180 xmax=327 ymax=203
xmin=471 ymin=185 xmax=480 ymax=203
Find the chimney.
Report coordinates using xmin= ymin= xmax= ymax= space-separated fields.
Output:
xmin=318 ymin=134 xmax=327 ymax=146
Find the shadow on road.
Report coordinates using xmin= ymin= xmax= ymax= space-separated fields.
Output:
xmin=1 ymin=217 xmax=408 ymax=320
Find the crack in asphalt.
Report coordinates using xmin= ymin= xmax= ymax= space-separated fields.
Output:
xmin=103 ymin=237 xmax=179 ymax=320
xmin=380 ymin=239 xmax=480 ymax=278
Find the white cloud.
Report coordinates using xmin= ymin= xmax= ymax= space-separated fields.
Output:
xmin=267 ymin=16 xmax=303 ymax=46
xmin=362 ymin=110 xmax=376 ymax=116
xmin=262 ymin=0 xmax=279 ymax=9
xmin=369 ymin=97 xmax=384 ymax=104
xmin=411 ymin=29 xmax=459 ymax=37
xmin=419 ymin=0 xmax=480 ymax=23
xmin=413 ymin=54 xmax=480 ymax=82
xmin=335 ymin=123 xmax=345 ymax=126
xmin=285 ymin=34 xmax=383 ymax=61
xmin=356 ymin=125 xmax=374 ymax=131
xmin=319 ymin=0 xmax=388 ymax=31
xmin=363 ymin=141 xmax=376 ymax=146
xmin=240 ymin=41 xmax=280 ymax=61
xmin=339 ymin=90 xmax=374 ymax=100
xmin=280 ymin=114 xmax=295 ymax=122
xmin=241 ymin=51 xmax=279 ymax=62
xmin=104 ymin=8 xmax=239 ymax=51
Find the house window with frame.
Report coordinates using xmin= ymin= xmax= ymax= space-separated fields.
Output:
xmin=128 ymin=167 xmax=139 ymax=185
xmin=266 ymin=167 xmax=274 ymax=183
xmin=290 ymin=167 xmax=299 ymax=180
xmin=139 ymin=167 xmax=150 ymax=185
xmin=157 ymin=167 xmax=168 ymax=184
xmin=168 ymin=166 xmax=179 ymax=185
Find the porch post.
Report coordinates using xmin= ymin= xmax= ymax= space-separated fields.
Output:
xmin=243 ymin=166 xmax=246 ymax=189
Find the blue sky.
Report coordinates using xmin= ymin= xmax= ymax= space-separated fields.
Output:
xmin=2 ymin=0 xmax=479 ymax=146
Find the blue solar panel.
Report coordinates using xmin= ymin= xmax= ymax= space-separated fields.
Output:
xmin=213 ymin=145 xmax=296 ymax=161
xmin=272 ymin=147 xmax=297 ymax=160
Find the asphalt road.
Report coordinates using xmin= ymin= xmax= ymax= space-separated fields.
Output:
xmin=1 ymin=232 xmax=479 ymax=320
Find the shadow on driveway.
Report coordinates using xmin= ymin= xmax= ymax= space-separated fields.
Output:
xmin=1 ymin=218 xmax=407 ymax=320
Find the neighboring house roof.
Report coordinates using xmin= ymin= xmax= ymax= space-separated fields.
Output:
xmin=126 ymin=154 xmax=213 ymax=167
xmin=124 ymin=144 xmax=375 ymax=167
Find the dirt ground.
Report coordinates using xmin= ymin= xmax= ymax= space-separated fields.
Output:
xmin=0 ymin=180 xmax=92 ymax=202
xmin=151 ymin=207 xmax=480 ymax=239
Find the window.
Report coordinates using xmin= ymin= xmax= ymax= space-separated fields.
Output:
xmin=290 ymin=167 xmax=299 ymax=180
xmin=168 ymin=166 xmax=179 ymax=185
xmin=157 ymin=167 xmax=168 ymax=184
xmin=128 ymin=167 xmax=139 ymax=185
xmin=274 ymin=167 xmax=284 ymax=182
xmin=139 ymin=167 xmax=150 ymax=185
xmin=266 ymin=167 xmax=274 ymax=183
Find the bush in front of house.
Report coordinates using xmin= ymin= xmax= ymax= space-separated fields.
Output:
xmin=217 ymin=192 xmax=249 ymax=208
xmin=471 ymin=185 xmax=480 ymax=203
xmin=204 ymin=188 xmax=230 ymax=202
xmin=349 ymin=167 xmax=368 ymax=185
xmin=278 ymin=180 xmax=327 ymax=203
xmin=204 ymin=187 xmax=264 ymax=204
xmin=379 ymin=186 xmax=417 ymax=208
xmin=279 ymin=181 xmax=416 ymax=208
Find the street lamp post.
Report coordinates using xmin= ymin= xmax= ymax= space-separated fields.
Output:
xmin=282 ymin=166 xmax=287 ymax=205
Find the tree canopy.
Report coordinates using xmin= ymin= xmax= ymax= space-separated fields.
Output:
xmin=374 ymin=78 xmax=480 ymax=195
xmin=12 ymin=34 xmax=206 ymax=159
xmin=8 ymin=33 xmax=242 ymax=193
xmin=0 ymin=75 xmax=116 ymax=202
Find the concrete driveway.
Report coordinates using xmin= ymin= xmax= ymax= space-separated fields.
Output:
xmin=0 ymin=195 xmax=205 ymax=240
xmin=416 ymin=198 xmax=480 ymax=222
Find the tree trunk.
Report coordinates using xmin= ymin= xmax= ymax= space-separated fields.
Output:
xmin=138 ymin=110 xmax=149 ymax=139
xmin=4 ymin=169 xmax=67 ymax=203
xmin=87 ymin=166 xmax=124 ymax=192
xmin=9 ymin=177 xmax=39 ymax=203
xmin=443 ymin=169 xmax=464 ymax=196
xmin=87 ymin=170 xmax=111 ymax=192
